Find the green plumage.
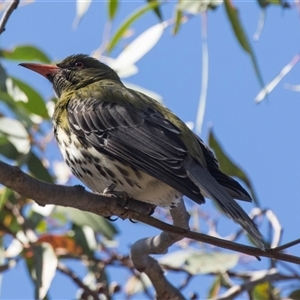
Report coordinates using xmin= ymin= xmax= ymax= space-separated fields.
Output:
xmin=20 ymin=54 xmax=264 ymax=249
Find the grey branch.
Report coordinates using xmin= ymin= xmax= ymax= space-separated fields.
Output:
xmin=0 ymin=160 xmax=300 ymax=265
xmin=212 ymin=268 xmax=296 ymax=300
xmin=57 ymin=262 xmax=100 ymax=300
xmin=0 ymin=0 xmax=19 ymax=35
xmin=131 ymin=200 xmax=189 ymax=300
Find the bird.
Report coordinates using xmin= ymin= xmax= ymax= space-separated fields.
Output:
xmin=19 ymin=54 xmax=264 ymax=249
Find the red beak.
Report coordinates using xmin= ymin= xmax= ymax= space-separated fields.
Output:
xmin=19 ymin=63 xmax=60 ymax=78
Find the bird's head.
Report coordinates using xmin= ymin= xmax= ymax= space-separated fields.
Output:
xmin=19 ymin=54 xmax=121 ymax=97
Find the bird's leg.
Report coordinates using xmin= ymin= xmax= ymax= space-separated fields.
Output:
xmin=102 ymin=183 xmax=130 ymax=221
xmin=102 ymin=184 xmax=156 ymax=222
xmin=103 ymin=183 xmax=129 ymax=199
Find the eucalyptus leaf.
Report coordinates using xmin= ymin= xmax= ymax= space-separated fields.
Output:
xmin=173 ymin=8 xmax=183 ymax=35
xmin=251 ymin=282 xmax=276 ymax=300
xmin=72 ymin=224 xmax=95 ymax=256
xmin=0 ymin=138 xmax=19 ymax=160
xmin=0 ymin=117 xmax=30 ymax=155
xmin=73 ymin=0 xmax=92 ymax=28
xmin=107 ymin=1 xmax=160 ymax=52
xmin=108 ymin=0 xmax=119 ymax=20
xmin=11 ymin=77 xmax=49 ymax=118
xmin=27 ymin=151 xmax=53 ymax=183
xmin=159 ymin=250 xmax=192 ymax=268
xmin=224 ymin=0 xmax=264 ymax=88
xmin=160 ymin=250 xmax=239 ymax=275
xmin=0 ymin=45 xmax=50 ymax=63
xmin=289 ymin=289 xmax=300 ymax=300
xmin=0 ymin=63 xmax=8 ymax=92
xmin=146 ymin=0 xmax=163 ymax=21
xmin=207 ymin=275 xmax=221 ymax=298
xmin=183 ymin=252 xmax=239 ymax=275
xmin=0 ymin=206 xmax=20 ymax=234
xmin=208 ymin=128 xmax=259 ymax=206
xmin=54 ymin=206 xmax=118 ymax=240
xmin=113 ymin=21 xmax=168 ymax=73
xmin=177 ymin=0 xmax=220 ymax=14
xmin=32 ymin=243 xmax=58 ymax=300
xmin=0 ymin=90 xmax=36 ymax=127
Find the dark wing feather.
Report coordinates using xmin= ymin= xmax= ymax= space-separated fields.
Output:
xmin=68 ymin=98 xmax=205 ymax=204
xmin=194 ymin=135 xmax=252 ymax=202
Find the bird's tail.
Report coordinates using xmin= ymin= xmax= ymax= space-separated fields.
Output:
xmin=184 ymin=159 xmax=264 ymax=250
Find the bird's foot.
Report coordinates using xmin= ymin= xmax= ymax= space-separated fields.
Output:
xmin=103 ymin=183 xmax=130 ymax=221
xmin=102 ymin=184 xmax=156 ymax=222
xmin=103 ymin=183 xmax=130 ymax=199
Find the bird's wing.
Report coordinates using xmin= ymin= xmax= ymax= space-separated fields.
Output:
xmin=67 ymin=94 xmax=205 ymax=204
xmin=194 ymin=135 xmax=252 ymax=202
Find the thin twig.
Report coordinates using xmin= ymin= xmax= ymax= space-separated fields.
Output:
xmin=0 ymin=0 xmax=19 ymax=35
xmin=273 ymin=238 xmax=300 ymax=252
xmin=212 ymin=268 xmax=295 ymax=300
xmin=57 ymin=262 xmax=100 ymax=300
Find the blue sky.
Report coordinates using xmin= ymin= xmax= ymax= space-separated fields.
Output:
xmin=1 ymin=1 xmax=300 ymax=299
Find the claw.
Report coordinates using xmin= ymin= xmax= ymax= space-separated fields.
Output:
xmin=103 ymin=183 xmax=129 ymax=199
xmin=103 ymin=183 xmax=117 ymax=194
xmin=105 ymin=216 xmax=119 ymax=221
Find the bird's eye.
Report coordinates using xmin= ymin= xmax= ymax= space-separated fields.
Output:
xmin=74 ymin=61 xmax=84 ymax=68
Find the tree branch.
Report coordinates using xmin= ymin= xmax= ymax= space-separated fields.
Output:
xmin=57 ymin=262 xmax=100 ymax=300
xmin=0 ymin=0 xmax=19 ymax=35
xmin=213 ymin=268 xmax=296 ymax=300
xmin=131 ymin=200 xmax=189 ymax=300
xmin=0 ymin=160 xmax=300 ymax=266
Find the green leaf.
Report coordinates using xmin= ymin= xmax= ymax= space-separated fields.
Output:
xmin=257 ymin=0 xmax=271 ymax=7
xmin=108 ymin=0 xmax=119 ymax=20
xmin=0 ymin=90 xmax=36 ymax=127
xmin=251 ymin=282 xmax=275 ymax=300
xmin=160 ymin=250 xmax=239 ymax=275
xmin=0 ymin=188 xmax=13 ymax=211
xmin=177 ymin=0 xmax=221 ymax=14
xmin=10 ymin=77 xmax=49 ymax=119
xmin=0 ymin=117 xmax=30 ymax=155
xmin=257 ymin=0 xmax=290 ymax=8
xmin=31 ymin=243 xmax=58 ymax=300
xmin=0 ymin=138 xmax=19 ymax=160
xmin=208 ymin=128 xmax=259 ymax=206
xmin=183 ymin=252 xmax=239 ymax=275
xmin=159 ymin=250 xmax=192 ymax=268
xmin=172 ymin=7 xmax=183 ymax=35
xmin=72 ymin=224 xmax=95 ymax=256
xmin=0 ymin=207 xmax=20 ymax=234
xmin=27 ymin=210 xmax=46 ymax=231
xmin=173 ymin=0 xmax=222 ymax=35
xmin=27 ymin=151 xmax=53 ymax=183
xmin=107 ymin=1 xmax=160 ymax=53
xmin=224 ymin=0 xmax=264 ymax=88
xmin=0 ymin=45 xmax=50 ymax=63
xmin=0 ymin=63 xmax=8 ymax=92
xmin=289 ymin=289 xmax=300 ymax=300
xmin=54 ymin=206 xmax=118 ymax=240
xmin=207 ymin=275 xmax=221 ymax=298
xmin=146 ymin=0 xmax=163 ymax=21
